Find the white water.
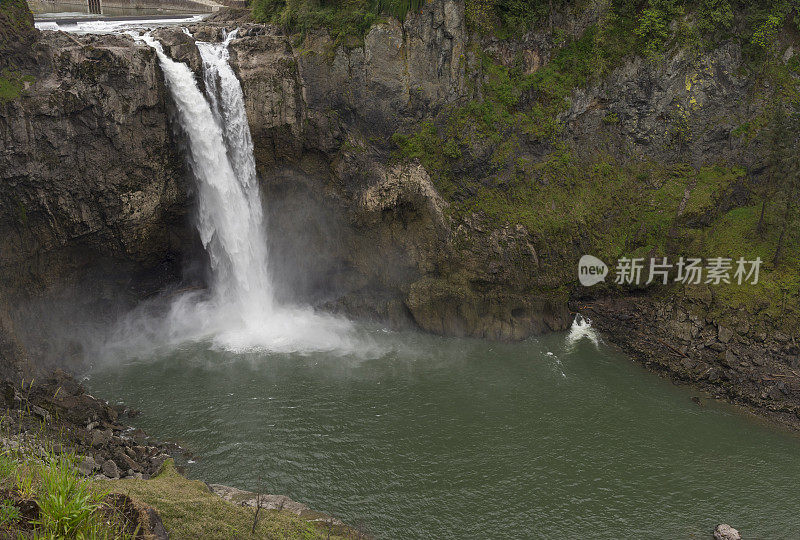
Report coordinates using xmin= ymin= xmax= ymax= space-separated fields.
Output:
xmin=114 ymin=33 xmax=358 ymax=355
xmin=35 ymin=16 xmax=203 ymax=34
xmin=566 ymin=313 xmax=600 ymax=348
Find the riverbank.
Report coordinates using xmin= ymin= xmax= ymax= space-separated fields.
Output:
xmin=581 ymin=296 xmax=800 ymax=432
xmin=0 ymin=372 xmax=358 ymax=538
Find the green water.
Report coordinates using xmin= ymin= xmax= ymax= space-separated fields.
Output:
xmin=87 ymin=325 xmax=800 ymax=539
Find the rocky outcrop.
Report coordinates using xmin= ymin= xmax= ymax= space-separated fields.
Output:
xmin=1 ymin=370 xmax=177 ymax=479
xmin=714 ymin=524 xmax=742 ymax=540
xmin=209 ymin=483 xmax=346 ymax=527
xmin=296 ymin=0 xmax=468 ymax=141
xmin=566 ymin=42 xmax=753 ymax=164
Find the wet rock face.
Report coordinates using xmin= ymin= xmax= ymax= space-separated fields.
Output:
xmin=0 ymin=31 xmax=198 ymax=374
xmin=0 ymin=32 xmax=192 ymax=297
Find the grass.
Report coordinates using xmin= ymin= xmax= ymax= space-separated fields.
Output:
xmin=105 ymin=460 xmax=351 ymax=539
xmin=35 ymin=454 xmax=107 ymax=538
xmin=0 ymin=446 xmax=133 ymax=539
xmin=0 ymin=500 xmax=21 ymax=527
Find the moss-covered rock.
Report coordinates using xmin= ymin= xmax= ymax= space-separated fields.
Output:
xmin=0 ymin=0 xmax=36 ymax=72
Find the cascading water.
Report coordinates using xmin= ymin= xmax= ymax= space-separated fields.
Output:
xmin=190 ymin=30 xmax=275 ymax=319
xmin=118 ymin=32 xmax=358 ymax=355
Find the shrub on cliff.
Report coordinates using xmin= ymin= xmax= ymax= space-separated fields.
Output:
xmin=252 ymin=0 xmax=424 ymax=45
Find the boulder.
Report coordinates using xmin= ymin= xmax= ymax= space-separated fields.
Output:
xmin=113 ymin=448 xmax=140 ymax=473
xmin=101 ymin=459 xmax=120 ymax=479
xmin=713 ymin=523 xmax=741 ymax=540
xmin=91 ymin=429 xmax=111 ymax=448
xmin=77 ymin=456 xmax=98 ymax=476
xmin=718 ymin=326 xmax=734 ymax=344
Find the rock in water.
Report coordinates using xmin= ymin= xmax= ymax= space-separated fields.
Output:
xmin=714 ymin=524 xmax=741 ymax=540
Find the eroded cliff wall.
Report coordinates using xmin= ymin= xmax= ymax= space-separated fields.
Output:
xmin=0 ymin=7 xmax=196 ymax=376
xmin=1 ymin=1 xmax=798 ymax=382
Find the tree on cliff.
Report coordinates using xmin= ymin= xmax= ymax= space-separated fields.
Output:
xmin=757 ymin=104 xmax=790 ymax=236
xmin=772 ymin=117 xmax=800 ymax=266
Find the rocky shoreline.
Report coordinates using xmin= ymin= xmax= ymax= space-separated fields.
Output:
xmin=2 ymin=370 xmax=175 ymax=480
xmin=0 ymin=370 xmax=354 ymax=538
xmin=580 ymin=295 xmax=800 ymax=432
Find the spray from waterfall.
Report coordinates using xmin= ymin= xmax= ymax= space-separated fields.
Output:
xmin=110 ymin=31 xmax=358 ymax=355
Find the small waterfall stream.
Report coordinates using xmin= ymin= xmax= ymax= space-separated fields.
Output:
xmin=124 ymin=32 xmax=356 ymax=354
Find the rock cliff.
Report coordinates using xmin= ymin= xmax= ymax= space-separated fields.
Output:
xmin=0 ymin=13 xmax=195 ymax=376
xmin=1 ymin=0 xmax=798 ymax=394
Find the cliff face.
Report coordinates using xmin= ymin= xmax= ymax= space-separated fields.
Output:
xmin=197 ymin=3 xmax=791 ymax=341
xmin=0 ymin=24 xmax=195 ymax=376
xmin=1 ymin=33 xmax=190 ymax=295
xmin=178 ymin=4 xmax=573 ymax=339
xmin=1 ymin=1 xmax=798 ymax=378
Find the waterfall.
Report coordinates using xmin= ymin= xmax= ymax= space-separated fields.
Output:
xmin=125 ymin=32 xmax=356 ymax=354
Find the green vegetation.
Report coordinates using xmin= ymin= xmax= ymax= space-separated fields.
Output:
xmin=391 ymin=18 xmax=639 ymax=200
xmin=694 ymin=204 xmax=800 ymax=326
xmin=0 ymin=444 xmax=133 ymax=538
xmin=388 ymin=0 xmax=800 ymax=332
xmin=251 ymin=0 xmax=425 ymax=46
xmin=34 ymin=454 xmax=111 ymax=538
xmin=0 ymin=69 xmax=32 ymax=103
xmin=250 ymin=0 xmax=800 ymax=58
xmin=107 ymin=460 xmax=349 ymax=539
xmin=0 ymin=0 xmax=34 ymax=33
xmin=0 ymin=0 xmax=35 ymax=102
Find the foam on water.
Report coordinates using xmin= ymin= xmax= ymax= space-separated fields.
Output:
xmin=566 ymin=313 xmax=600 ymax=349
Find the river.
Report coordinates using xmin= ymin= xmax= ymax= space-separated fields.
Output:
xmin=87 ymin=322 xmax=800 ymax=538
